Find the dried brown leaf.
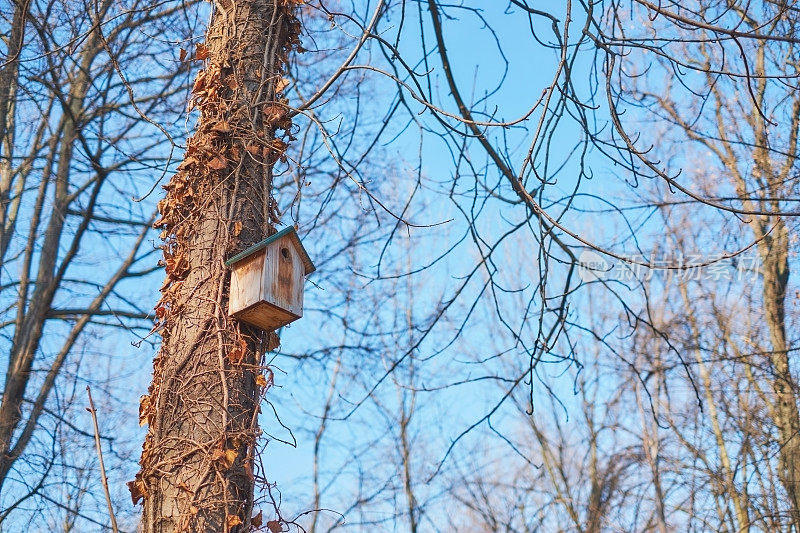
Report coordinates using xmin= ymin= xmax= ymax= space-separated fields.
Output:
xmin=227 ymin=338 xmax=247 ymax=364
xmin=210 ymin=446 xmax=236 ymax=469
xmin=263 ymin=104 xmax=286 ymax=124
xmin=266 ymin=331 xmax=280 ymax=351
xmin=195 ymin=43 xmax=209 ymax=60
xmin=192 ymin=69 xmax=207 ymax=94
xmin=138 ymin=395 xmax=151 ymax=426
xmin=226 ymin=515 xmax=243 ymax=528
xmin=208 ymin=156 xmax=228 ymax=170
xmin=177 ymin=155 xmax=199 ymax=170
xmin=252 ymin=510 xmax=263 ymax=528
xmin=270 ymin=99 xmax=293 ymax=129
xmin=275 ymin=77 xmax=290 ymax=93
xmin=154 ymin=303 xmax=168 ymax=320
xmin=224 ymin=74 xmax=239 ymax=90
xmin=224 ymin=448 xmax=238 ymax=467
xmin=267 ymin=520 xmax=283 ymax=533
xmin=266 ymin=139 xmax=288 ymax=165
xmin=126 ymin=474 xmax=147 ymax=505
xmin=274 ymin=139 xmax=288 ymax=153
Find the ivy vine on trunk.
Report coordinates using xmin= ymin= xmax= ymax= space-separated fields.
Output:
xmin=130 ymin=1 xmax=301 ymax=531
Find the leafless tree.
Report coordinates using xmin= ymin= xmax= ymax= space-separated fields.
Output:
xmin=249 ymin=1 xmax=800 ymax=531
xmin=0 ymin=0 xmax=198 ymax=528
xmin=6 ymin=0 xmax=800 ymax=530
xmin=131 ymin=0 xmax=308 ymax=531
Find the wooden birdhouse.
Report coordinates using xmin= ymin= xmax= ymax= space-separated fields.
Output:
xmin=226 ymin=227 xmax=315 ymax=331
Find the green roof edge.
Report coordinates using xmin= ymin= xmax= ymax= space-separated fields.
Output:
xmin=224 ymin=226 xmax=316 ymax=274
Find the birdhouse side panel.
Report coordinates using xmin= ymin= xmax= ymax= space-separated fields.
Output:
xmin=262 ymin=236 xmax=304 ymax=318
xmin=228 ymin=252 xmax=265 ymax=317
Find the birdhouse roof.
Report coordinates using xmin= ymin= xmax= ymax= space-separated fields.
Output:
xmin=225 ymin=226 xmax=316 ymax=274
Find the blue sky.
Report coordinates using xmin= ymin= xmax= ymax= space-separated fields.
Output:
xmin=3 ymin=0 xmax=798 ymax=530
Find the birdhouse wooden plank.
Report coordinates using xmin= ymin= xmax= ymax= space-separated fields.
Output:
xmin=226 ymin=227 xmax=315 ymax=331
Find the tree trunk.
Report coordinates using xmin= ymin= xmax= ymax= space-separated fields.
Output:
xmin=0 ymin=0 xmax=26 ymax=261
xmin=0 ymin=21 xmax=98 ymax=486
xmin=757 ymin=217 xmax=800 ymax=529
xmin=132 ymin=2 xmax=299 ymax=531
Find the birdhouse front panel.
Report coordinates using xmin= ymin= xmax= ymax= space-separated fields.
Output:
xmin=226 ymin=226 xmax=315 ymax=332
xmin=262 ymin=234 xmax=304 ymax=318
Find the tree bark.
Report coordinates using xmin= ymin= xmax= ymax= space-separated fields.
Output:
xmin=756 ymin=217 xmax=800 ymax=529
xmin=133 ymin=2 xmax=299 ymax=531
xmin=0 ymin=0 xmax=27 ymax=261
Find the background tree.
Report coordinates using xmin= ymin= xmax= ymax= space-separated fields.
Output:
xmin=4 ymin=0 xmax=800 ymax=531
xmin=0 ymin=0 xmax=198 ymax=528
xmin=257 ymin=1 xmax=800 ymax=531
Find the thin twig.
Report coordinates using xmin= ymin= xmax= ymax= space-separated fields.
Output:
xmin=86 ymin=386 xmax=120 ymax=533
